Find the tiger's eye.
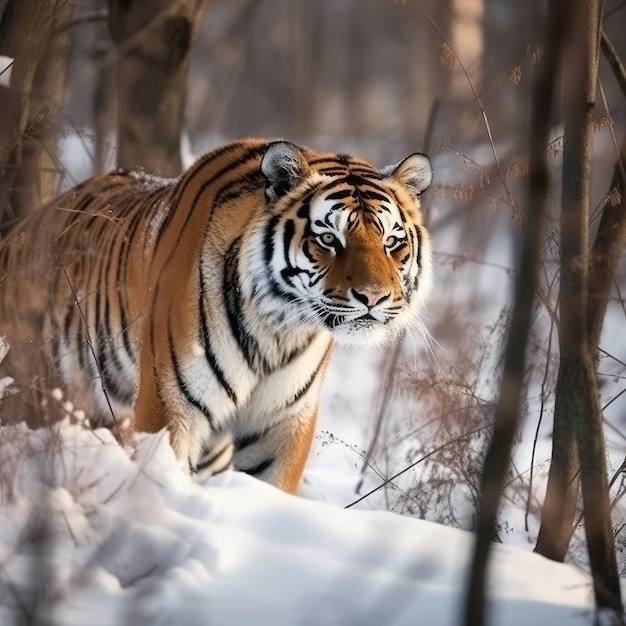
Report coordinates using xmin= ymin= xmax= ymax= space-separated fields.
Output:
xmin=319 ymin=232 xmax=338 ymax=247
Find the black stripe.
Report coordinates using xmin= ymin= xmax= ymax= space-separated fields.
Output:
xmin=386 ymin=189 xmax=407 ymax=218
xmin=118 ymin=186 xmax=166 ymax=365
xmin=317 ymin=168 xmax=347 ymax=176
xmin=148 ymin=145 xmax=264 ymax=401
xmin=364 ymin=212 xmax=384 ymax=234
xmin=318 ymin=175 xmax=387 ymax=197
xmin=51 ymin=334 xmax=62 ymax=369
xmin=213 ymin=171 xmax=265 ymax=207
xmin=100 ymin=233 xmax=116 ymax=353
xmin=349 ymin=168 xmax=383 ymax=180
xmin=279 ymin=219 xmax=315 ymax=289
xmin=302 ymin=240 xmax=316 ymax=265
xmin=80 ymin=331 xmax=96 ymax=380
xmin=263 ymin=214 xmax=280 ymax=264
xmin=63 ymin=300 xmax=75 ymax=344
xmin=148 ymin=301 xmax=167 ymax=411
xmin=115 ymin=233 xmax=136 ymax=365
xmin=115 ymin=216 xmax=131 ymax=349
xmin=282 ymin=335 xmax=315 ymax=368
xmin=92 ymin=273 xmax=103 ymax=368
xmin=76 ymin=318 xmax=88 ymax=373
xmin=198 ymin=262 xmax=238 ymax=406
xmin=235 ymin=431 xmax=262 ymax=450
xmin=96 ymin=344 xmax=134 ymax=406
xmin=223 ymin=238 xmax=266 ymax=373
xmin=296 ymin=201 xmax=310 ymax=219
xmin=167 ymin=317 xmax=215 ymax=427
xmin=414 ymin=227 xmax=423 ymax=287
xmin=114 ymin=197 xmax=141 ymax=364
xmin=325 ymin=189 xmax=352 ymax=201
xmin=416 ymin=227 xmax=422 ymax=266
xmin=95 ymin=334 xmax=110 ymax=383
xmin=308 ymin=156 xmax=346 ymax=166
xmin=142 ymin=187 xmax=171 ymax=258
xmin=282 ymin=219 xmax=295 ymax=268
xmin=195 ymin=439 xmax=232 ymax=473
xmin=153 ymin=142 xmax=236 ymax=247
xmin=266 ymin=273 xmax=299 ymax=305
xmin=106 ymin=335 xmax=127 ymax=379
xmin=287 ymin=342 xmax=332 ymax=408
xmin=346 ymin=173 xmax=371 ymax=188
xmin=67 ymin=191 xmax=99 ymax=224
xmin=360 ymin=189 xmax=389 ymax=202
xmin=242 ymin=458 xmax=274 ymax=476
xmin=155 ymin=143 xmax=266 ymax=251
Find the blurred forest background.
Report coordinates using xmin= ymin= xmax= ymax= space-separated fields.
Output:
xmin=1 ymin=0 xmax=626 ymax=618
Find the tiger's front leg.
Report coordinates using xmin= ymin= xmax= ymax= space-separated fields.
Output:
xmin=232 ymin=409 xmax=318 ymax=494
xmin=132 ymin=338 xmax=233 ymax=475
xmin=134 ymin=382 xmax=237 ymax=477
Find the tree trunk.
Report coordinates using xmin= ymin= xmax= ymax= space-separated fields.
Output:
xmin=108 ymin=0 xmax=210 ymax=177
xmin=0 ymin=0 xmax=74 ymax=235
xmin=534 ymin=362 xmax=581 ymax=559
xmin=588 ymin=32 xmax=626 ymax=352
xmin=463 ymin=1 xmax=567 ymax=624
xmin=536 ymin=23 xmax=626 ymax=572
xmin=536 ymin=0 xmax=623 ymax=615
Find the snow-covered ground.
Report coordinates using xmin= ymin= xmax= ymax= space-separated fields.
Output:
xmin=0 ymin=419 xmax=608 ymax=626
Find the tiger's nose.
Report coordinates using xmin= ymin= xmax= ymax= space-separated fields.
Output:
xmin=351 ymin=288 xmax=391 ymax=308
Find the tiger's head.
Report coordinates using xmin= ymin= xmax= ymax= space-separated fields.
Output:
xmin=247 ymin=141 xmax=433 ymax=346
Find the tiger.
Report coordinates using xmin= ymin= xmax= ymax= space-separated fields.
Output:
xmin=0 ymin=138 xmax=433 ymax=493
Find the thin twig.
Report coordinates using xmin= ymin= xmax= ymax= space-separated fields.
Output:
xmin=418 ymin=8 xmax=517 ymax=213
xmin=52 ymin=245 xmax=119 ymax=437
xmin=567 ymin=456 xmax=626 ymax=546
xmin=0 ymin=58 xmax=13 ymax=79
xmin=525 ymin=307 xmax=556 ymax=531
xmin=601 ymin=29 xmax=626 ymax=102
xmin=345 ymin=423 xmax=492 ymax=509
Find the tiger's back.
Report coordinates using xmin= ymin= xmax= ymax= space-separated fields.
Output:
xmin=0 ymin=138 xmax=433 ymax=493
xmin=0 ymin=168 xmax=173 ymax=422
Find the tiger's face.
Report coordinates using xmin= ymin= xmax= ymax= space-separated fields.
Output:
xmin=248 ymin=142 xmax=433 ymax=346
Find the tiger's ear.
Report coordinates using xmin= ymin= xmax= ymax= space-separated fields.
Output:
xmin=382 ymin=153 xmax=433 ymax=199
xmin=261 ymin=141 xmax=309 ymax=201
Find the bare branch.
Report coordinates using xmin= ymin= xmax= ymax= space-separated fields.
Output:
xmin=601 ymin=29 xmax=626 ymax=102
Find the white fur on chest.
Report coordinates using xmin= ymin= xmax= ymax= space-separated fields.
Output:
xmin=232 ymin=331 xmax=331 ymax=436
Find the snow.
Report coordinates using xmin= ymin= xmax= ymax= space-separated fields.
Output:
xmin=0 ymin=419 xmax=605 ymax=625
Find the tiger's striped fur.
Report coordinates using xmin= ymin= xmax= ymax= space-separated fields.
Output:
xmin=0 ymin=139 xmax=433 ymax=493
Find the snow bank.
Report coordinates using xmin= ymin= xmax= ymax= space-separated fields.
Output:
xmin=0 ymin=420 xmax=598 ymax=625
